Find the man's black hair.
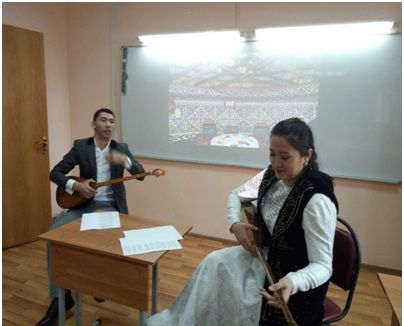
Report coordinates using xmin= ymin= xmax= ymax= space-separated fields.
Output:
xmin=93 ymin=108 xmax=115 ymax=121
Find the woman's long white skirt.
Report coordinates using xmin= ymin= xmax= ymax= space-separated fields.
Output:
xmin=147 ymin=245 xmax=266 ymax=326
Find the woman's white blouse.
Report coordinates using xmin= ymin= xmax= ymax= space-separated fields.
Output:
xmin=227 ymin=177 xmax=337 ymax=295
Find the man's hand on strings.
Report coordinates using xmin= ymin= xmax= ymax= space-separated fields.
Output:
xmin=259 ymin=277 xmax=293 ymax=308
xmin=73 ymin=178 xmax=96 ymax=198
xmin=230 ymin=222 xmax=258 ymax=256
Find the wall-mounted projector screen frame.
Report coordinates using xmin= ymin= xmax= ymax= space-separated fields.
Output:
xmin=121 ymin=34 xmax=401 ymax=183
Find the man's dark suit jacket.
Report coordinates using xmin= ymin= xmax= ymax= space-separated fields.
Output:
xmin=50 ymin=137 xmax=145 ymax=214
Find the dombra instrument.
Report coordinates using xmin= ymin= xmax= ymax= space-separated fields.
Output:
xmin=56 ymin=169 xmax=165 ymax=209
xmin=243 ymin=204 xmax=298 ymax=326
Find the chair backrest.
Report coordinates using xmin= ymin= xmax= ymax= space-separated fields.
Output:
xmin=326 ymin=217 xmax=361 ymax=322
xmin=331 ymin=220 xmax=358 ymax=289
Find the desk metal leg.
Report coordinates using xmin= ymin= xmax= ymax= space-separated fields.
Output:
xmin=139 ymin=311 xmax=147 ymax=326
xmin=152 ymin=263 xmax=159 ymax=314
xmin=75 ymin=292 xmax=82 ymax=326
xmin=58 ymin=288 xmax=66 ymax=326
xmin=139 ymin=263 xmax=158 ymax=325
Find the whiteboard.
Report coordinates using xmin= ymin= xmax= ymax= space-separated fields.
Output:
xmin=121 ymin=34 xmax=401 ymax=183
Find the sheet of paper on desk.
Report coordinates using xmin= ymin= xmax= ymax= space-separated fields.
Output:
xmin=123 ymin=225 xmax=183 ymax=242
xmin=80 ymin=211 xmax=121 ymax=231
xmin=120 ymin=237 xmax=182 ymax=256
xmin=120 ymin=225 xmax=183 ymax=256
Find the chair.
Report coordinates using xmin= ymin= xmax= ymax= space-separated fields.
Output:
xmin=322 ymin=217 xmax=361 ymax=325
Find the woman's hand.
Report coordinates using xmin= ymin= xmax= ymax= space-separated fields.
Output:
xmin=259 ymin=277 xmax=294 ymax=308
xmin=231 ymin=222 xmax=259 ymax=256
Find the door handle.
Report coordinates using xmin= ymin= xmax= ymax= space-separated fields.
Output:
xmin=37 ymin=136 xmax=48 ymax=154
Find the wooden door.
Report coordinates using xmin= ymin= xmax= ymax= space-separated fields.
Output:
xmin=3 ymin=24 xmax=52 ymax=248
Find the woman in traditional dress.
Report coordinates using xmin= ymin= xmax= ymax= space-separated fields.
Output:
xmin=147 ymin=117 xmax=338 ymax=326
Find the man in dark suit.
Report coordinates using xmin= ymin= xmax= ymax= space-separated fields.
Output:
xmin=37 ymin=108 xmax=145 ymax=326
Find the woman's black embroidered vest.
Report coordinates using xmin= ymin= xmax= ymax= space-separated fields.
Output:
xmin=257 ymin=166 xmax=338 ymax=326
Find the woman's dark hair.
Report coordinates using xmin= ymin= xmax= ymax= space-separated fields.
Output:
xmin=93 ymin=108 xmax=115 ymax=121
xmin=271 ymin=117 xmax=334 ymax=188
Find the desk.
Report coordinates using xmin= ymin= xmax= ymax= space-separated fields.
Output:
xmin=378 ymin=273 xmax=402 ymax=326
xmin=39 ymin=213 xmax=192 ymax=325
